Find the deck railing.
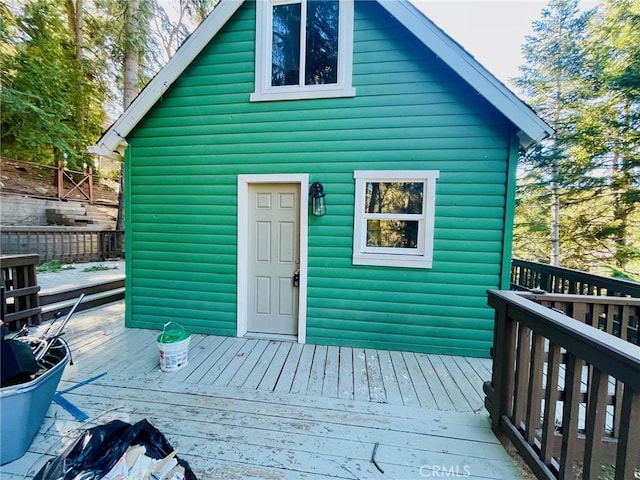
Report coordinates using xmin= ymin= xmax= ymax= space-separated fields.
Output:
xmin=1 ymin=254 xmax=42 ymax=329
xmin=523 ymin=292 xmax=640 ymax=347
xmin=0 ymin=227 xmax=124 ymax=264
xmin=511 ymin=259 xmax=640 ymax=297
xmin=484 ymin=290 xmax=640 ymax=480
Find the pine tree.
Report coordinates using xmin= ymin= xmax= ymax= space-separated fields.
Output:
xmin=0 ymin=0 xmax=106 ymax=167
xmin=1 ymin=1 xmax=78 ymax=163
xmin=514 ymin=0 xmax=594 ymax=266
xmin=573 ymin=0 xmax=640 ymax=270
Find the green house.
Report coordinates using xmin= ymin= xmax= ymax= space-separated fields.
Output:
xmin=92 ymin=0 xmax=551 ymax=358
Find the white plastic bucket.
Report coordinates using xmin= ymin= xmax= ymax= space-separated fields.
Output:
xmin=157 ymin=322 xmax=191 ymax=372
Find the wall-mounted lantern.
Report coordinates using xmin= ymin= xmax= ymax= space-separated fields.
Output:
xmin=309 ymin=182 xmax=326 ymax=217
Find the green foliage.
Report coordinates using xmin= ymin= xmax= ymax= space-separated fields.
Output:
xmin=1 ymin=1 xmax=77 ymax=163
xmin=1 ymin=0 xmax=212 ymax=171
xmin=0 ymin=0 xmax=106 ymax=168
xmin=83 ymin=264 xmax=118 ymax=272
xmin=36 ymin=260 xmax=76 ymax=273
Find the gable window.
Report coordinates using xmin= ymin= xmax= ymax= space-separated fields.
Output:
xmin=251 ymin=0 xmax=355 ymax=102
xmin=353 ymin=171 xmax=439 ymax=269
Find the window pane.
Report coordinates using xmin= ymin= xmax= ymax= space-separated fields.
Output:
xmin=272 ymin=3 xmax=301 ymax=86
xmin=367 ymin=220 xmax=419 ymax=249
xmin=305 ymin=0 xmax=338 ymax=85
xmin=365 ymin=182 xmax=423 ymax=214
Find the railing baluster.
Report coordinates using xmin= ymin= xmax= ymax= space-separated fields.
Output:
xmin=541 ymin=342 xmax=561 ymax=466
xmin=583 ymin=367 xmax=610 ymax=479
xmin=513 ymin=324 xmax=532 ymax=430
xmin=559 ymin=353 xmax=583 ymax=478
xmin=572 ymin=302 xmax=587 ymax=324
xmin=614 ymin=387 xmax=639 ymax=480
xmin=613 ymin=379 xmax=624 ymax=438
xmin=526 ymin=332 xmax=545 ymax=445
xmin=604 ymin=303 xmax=616 ymax=335
xmin=541 ymin=271 xmax=549 ymax=292
xmin=620 ymin=305 xmax=630 ymax=342
xmin=592 ymin=302 xmax=606 ymax=331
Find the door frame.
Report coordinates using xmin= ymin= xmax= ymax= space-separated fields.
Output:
xmin=237 ymin=174 xmax=309 ymax=343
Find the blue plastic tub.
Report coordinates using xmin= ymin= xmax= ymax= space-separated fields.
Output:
xmin=0 ymin=339 xmax=70 ymax=465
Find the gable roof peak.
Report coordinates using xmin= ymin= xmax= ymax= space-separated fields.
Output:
xmin=91 ymin=0 xmax=551 ymax=158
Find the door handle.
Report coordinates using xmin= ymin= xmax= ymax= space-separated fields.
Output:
xmin=293 ymin=269 xmax=300 ymax=288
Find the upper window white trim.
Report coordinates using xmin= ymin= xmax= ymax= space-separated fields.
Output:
xmin=352 ymin=170 xmax=439 ymax=269
xmin=251 ymin=0 xmax=355 ymax=102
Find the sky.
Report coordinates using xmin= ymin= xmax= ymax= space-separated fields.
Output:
xmin=412 ymin=0 xmax=598 ymax=93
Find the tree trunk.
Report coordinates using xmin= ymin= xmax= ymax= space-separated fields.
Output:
xmin=123 ymin=0 xmax=140 ymax=109
xmin=551 ymin=162 xmax=560 ymax=267
xmin=611 ymin=148 xmax=628 ymax=270
xmin=65 ymin=0 xmax=84 ymax=159
xmin=117 ymin=0 xmax=142 ymax=240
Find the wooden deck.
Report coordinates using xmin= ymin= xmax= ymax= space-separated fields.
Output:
xmin=1 ymin=301 xmax=523 ymax=479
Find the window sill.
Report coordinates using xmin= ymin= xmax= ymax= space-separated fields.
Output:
xmin=352 ymin=253 xmax=433 ymax=269
xmin=250 ymin=86 xmax=356 ymax=102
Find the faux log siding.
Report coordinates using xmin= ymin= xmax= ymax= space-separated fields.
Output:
xmin=125 ymin=2 xmax=513 ymax=357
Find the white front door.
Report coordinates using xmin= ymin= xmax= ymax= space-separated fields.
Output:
xmin=247 ymin=183 xmax=300 ymax=335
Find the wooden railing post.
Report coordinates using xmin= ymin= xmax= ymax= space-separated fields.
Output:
xmin=486 ymin=301 xmax=516 ymax=431
xmin=57 ymin=160 xmax=64 ymax=200
xmin=541 ymin=342 xmax=561 ymax=465
xmin=87 ymin=165 xmax=94 ymax=204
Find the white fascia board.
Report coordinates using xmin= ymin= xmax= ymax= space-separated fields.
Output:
xmin=383 ymin=1 xmax=553 ymax=147
xmin=94 ymin=0 xmax=246 ymax=155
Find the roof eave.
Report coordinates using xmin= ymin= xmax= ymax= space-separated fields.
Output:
xmin=384 ymin=1 xmax=553 ymax=148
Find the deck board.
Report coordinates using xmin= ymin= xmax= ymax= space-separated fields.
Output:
xmin=337 ymin=346 xmax=354 ymax=400
xmin=389 ymin=350 xmax=421 ymax=407
xmin=322 ymin=345 xmax=340 ymax=398
xmin=365 ymin=349 xmax=386 ymax=403
xmin=0 ymin=301 xmax=521 ymax=479
xmin=228 ymin=338 xmax=270 ymax=387
xmin=415 ymin=353 xmax=455 ymax=410
xmin=352 ymin=348 xmax=370 ymax=402
xmin=289 ymin=343 xmax=314 ymax=394
xmin=307 ymin=345 xmax=328 ymax=396
xmin=273 ymin=341 xmax=302 ymax=392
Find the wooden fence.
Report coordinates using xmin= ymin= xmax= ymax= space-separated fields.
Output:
xmin=1 ymin=228 xmax=124 ymax=264
xmin=1 ymin=156 xmax=97 ymax=203
xmin=1 ymin=254 xmax=41 ymax=329
xmin=511 ymin=259 xmax=640 ymax=297
xmin=485 ymin=290 xmax=640 ymax=480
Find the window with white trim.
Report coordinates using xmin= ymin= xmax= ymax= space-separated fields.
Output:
xmin=353 ymin=171 xmax=439 ymax=269
xmin=251 ymin=0 xmax=355 ymax=102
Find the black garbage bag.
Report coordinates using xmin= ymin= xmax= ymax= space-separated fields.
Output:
xmin=34 ymin=419 xmax=198 ymax=480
